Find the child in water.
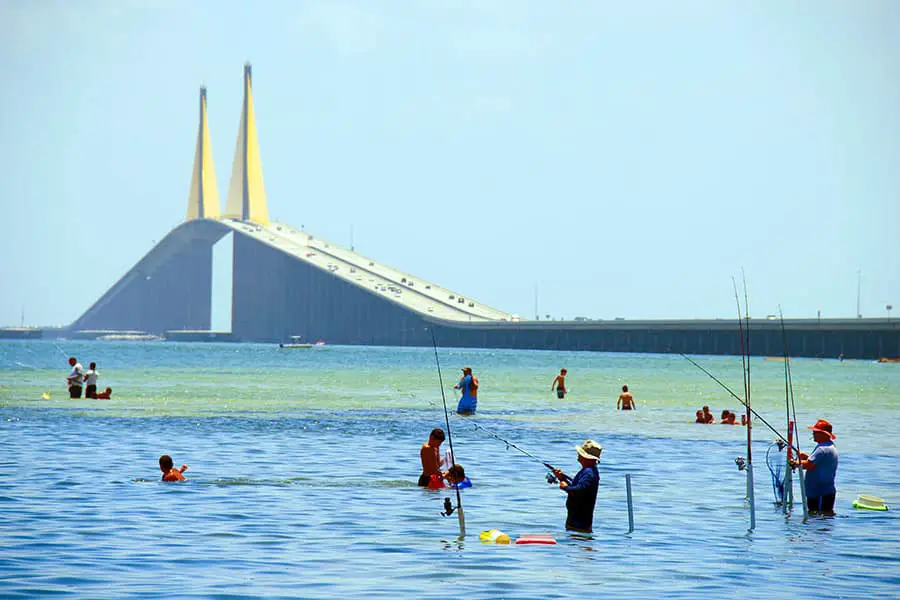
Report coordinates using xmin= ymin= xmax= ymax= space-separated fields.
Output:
xmin=159 ymin=455 xmax=188 ymax=481
xmin=446 ymin=464 xmax=472 ymax=489
xmin=95 ymin=387 xmax=112 ymax=399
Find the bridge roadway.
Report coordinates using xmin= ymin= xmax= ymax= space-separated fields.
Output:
xmin=221 ymin=218 xmax=514 ymax=323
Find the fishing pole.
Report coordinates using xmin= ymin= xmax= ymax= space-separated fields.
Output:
xmin=679 ymin=353 xmax=799 ymax=454
xmin=778 ymin=308 xmax=809 ymax=522
xmin=463 ymin=419 xmax=571 ymax=484
xmin=734 ymin=275 xmax=755 ymax=530
xmin=428 ymin=328 xmax=465 ymax=537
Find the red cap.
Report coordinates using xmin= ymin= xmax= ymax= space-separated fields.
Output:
xmin=807 ymin=419 xmax=835 ymax=440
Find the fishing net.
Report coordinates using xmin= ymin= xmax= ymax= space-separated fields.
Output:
xmin=765 ymin=440 xmax=787 ymax=504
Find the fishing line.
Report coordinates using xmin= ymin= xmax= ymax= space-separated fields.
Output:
xmin=679 ymin=353 xmax=798 ymax=454
xmin=428 ymin=328 xmax=465 ymax=537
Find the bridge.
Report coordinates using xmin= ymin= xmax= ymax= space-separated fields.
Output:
xmin=66 ymin=64 xmax=899 ymax=359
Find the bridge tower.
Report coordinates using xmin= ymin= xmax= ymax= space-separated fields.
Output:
xmin=224 ymin=63 xmax=270 ymax=226
xmin=186 ymin=86 xmax=221 ymax=220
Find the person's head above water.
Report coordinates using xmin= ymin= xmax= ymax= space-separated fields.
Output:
xmin=447 ymin=464 xmax=466 ymax=483
xmin=68 ymin=357 xmax=76 ymax=366
xmin=89 ymin=362 xmax=96 ymax=370
xmin=429 ymin=428 xmax=445 ymax=444
xmin=159 ymin=455 xmax=174 ymax=472
xmin=622 ymin=385 xmax=628 ymax=393
xmin=461 ymin=367 xmax=472 ymax=375
xmin=560 ymin=368 xmax=567 ymax=374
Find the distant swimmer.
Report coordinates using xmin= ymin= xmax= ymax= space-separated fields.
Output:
xmin=419 ymin=428 xmax=445 ymax=487
xmin=702 ymin=405 xmax=715 ymax=424
xmin=551 ymin=368 xmax=568 ymax=399
xmin=66 ymin=357 xmax=84 ymax=399
xmin=552 ymin=440 xmax=602 ymax=533
xmin=617 ymin=385 xmax=635 ymax=410
xmin=695 ymin=410 xmax=705 ymax=423
xmin=159 ymin=455 xmax=188 ymax=482
xmin=84 ymin=362 xmax=99 ymax=399
xmin=96 ymin=387 xmax=112 ymax=400
xmin=720 ymin=410 xmax=737 ymax=425
xmin=454 ymin=367 xmax=478 ymax=415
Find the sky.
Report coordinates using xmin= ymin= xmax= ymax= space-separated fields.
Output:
xmin=1 ymin=0 xmax=898 ymax=328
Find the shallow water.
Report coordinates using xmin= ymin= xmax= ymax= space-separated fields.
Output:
xmin=1 ymin=341 xmax=898 ymax=599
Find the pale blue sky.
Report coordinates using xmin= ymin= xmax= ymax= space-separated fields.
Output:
xmin=2 ymin=0 xmax=898 ymax=328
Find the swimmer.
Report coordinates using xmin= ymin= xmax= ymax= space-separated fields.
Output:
xmin=617 ymin=385 xmax=635 ymax=410
xmin=551 ymin=368 xmax=568 ymax=399
xmin=695 ymin=410 xmax=705 ymax=423
xmin=702 ymin=406 xmax=715 ymax=424
xmin=159 ymin=455 xmax=188 ymax=481
xmin=95 ymin=387 xmax=112 ymax=399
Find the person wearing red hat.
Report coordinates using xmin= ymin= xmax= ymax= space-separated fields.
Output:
xmin=793 ymin=419 xmax=839 ymax=515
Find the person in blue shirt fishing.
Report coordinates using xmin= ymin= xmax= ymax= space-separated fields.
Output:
xmin=553 ymin=440 xmax=602 ymax=533
xmin=454 ymin=367 xmax=478 ymax=415
xmin=792 ymin=419 xmax=839 ymax=515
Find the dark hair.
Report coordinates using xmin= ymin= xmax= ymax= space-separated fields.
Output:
xmin=622 ymin=385 xmax=628 ymax=392
xmin=448 ymin=464 xmax=465 ymax=479
xmin=430 ymin=428 xmax=445 ymax=441
xmin=90 ymin=362 xmax=96 ymax=369
xmin=560 ymin=368 xmax=567 ymax=374
xmin=159 ymin=455 xmax=174 ymax=470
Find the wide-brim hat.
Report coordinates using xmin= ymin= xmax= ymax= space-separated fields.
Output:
xmin=808 ymin=419 xmax=836 ymax=440
xmin=575 ymin=440 xmax=603 ymax=460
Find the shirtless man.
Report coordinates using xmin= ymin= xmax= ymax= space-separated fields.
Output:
xmin=702 ymin=405 xmax=715 ymax=424
xmin=418 ymin=428 xmax=445 ymax=487
xmin=617 ymin=385 xmax=635 ymax=410
xmin=551 ymin=368 xmax=568 ymax=399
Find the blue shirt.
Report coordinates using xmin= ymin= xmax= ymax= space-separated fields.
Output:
xmin=456 ymin=374 xmax=477 ymax=414
xmin=564 ymin=465 xmax=599 ymax=531
xmin=804 ymin=441 xmax=838 ymax=498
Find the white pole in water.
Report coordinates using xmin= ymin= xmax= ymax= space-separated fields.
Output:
xmin=626 ymin=473 xmax=635 ymax=533
xmin=747 ymin=464 xmax=756 ymax=530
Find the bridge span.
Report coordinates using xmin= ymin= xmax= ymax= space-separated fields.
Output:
xmin=67 ymin=64 xmax=899 ymax=360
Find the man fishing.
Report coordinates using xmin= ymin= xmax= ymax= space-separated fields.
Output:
xmin=792 ymin=419 xmax=838 ymax=516
xmin=552 ymin=440 xmax=602 ymax=533
xmin=454 ymin=367 xmax=478 ymax=415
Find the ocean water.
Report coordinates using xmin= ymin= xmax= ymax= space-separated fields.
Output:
xmin=1 ymin=340 xmax=898 ymax=599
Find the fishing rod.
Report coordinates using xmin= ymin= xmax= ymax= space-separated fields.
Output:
xmin=428 ymin=328 xmax=465 ymax=537
xmin=680 ymin=353 xmax=799 ymax=454
xmin=463 ymin=419 xmax=571 ymax=484
xmin=778 ymin=308 xmax=808 ymax=522
xmin=734 ymin=275 xmax=755 ymax=530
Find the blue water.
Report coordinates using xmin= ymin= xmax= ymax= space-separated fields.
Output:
xmin=2 ymin=341 xmax=898 ymax=598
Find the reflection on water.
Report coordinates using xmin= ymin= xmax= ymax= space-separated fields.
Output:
xmin=1 ymin=341 xmax=898 ymax=597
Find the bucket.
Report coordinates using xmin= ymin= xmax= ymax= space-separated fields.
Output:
xmin=479 ymin=529 xmax=511 ymax=544
xmin=852 ymin=494 xmax=888 ymax=511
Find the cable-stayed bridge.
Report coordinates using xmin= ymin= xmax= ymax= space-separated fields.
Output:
xmin=65 ymin=65 xmax=898 ymax=359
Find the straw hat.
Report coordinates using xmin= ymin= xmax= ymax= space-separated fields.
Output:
xmin=575 ymin=440 xmax=603 ymax=460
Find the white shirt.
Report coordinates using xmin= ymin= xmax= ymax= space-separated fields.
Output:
xmin=68 ymin=363 xmax=84 ymax=386
xmin=85 ymin=369 xmax=98 ymax=386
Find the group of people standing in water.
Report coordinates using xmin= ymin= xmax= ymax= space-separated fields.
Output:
xmin=695 ymin=405 xmax=746 ymax=425
xmin=65 ymin=356 xmax=112 ymax=399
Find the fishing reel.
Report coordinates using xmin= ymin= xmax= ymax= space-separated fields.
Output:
xmin=734 ymin=456 xmax=747 ymax=471
xmin=775 ymin=439 xmax=786 ymax=451
xmin=441 ymin=497 xmax=457 ymax=516
xmin=546 ymin=471 xmax=559 ymax=485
